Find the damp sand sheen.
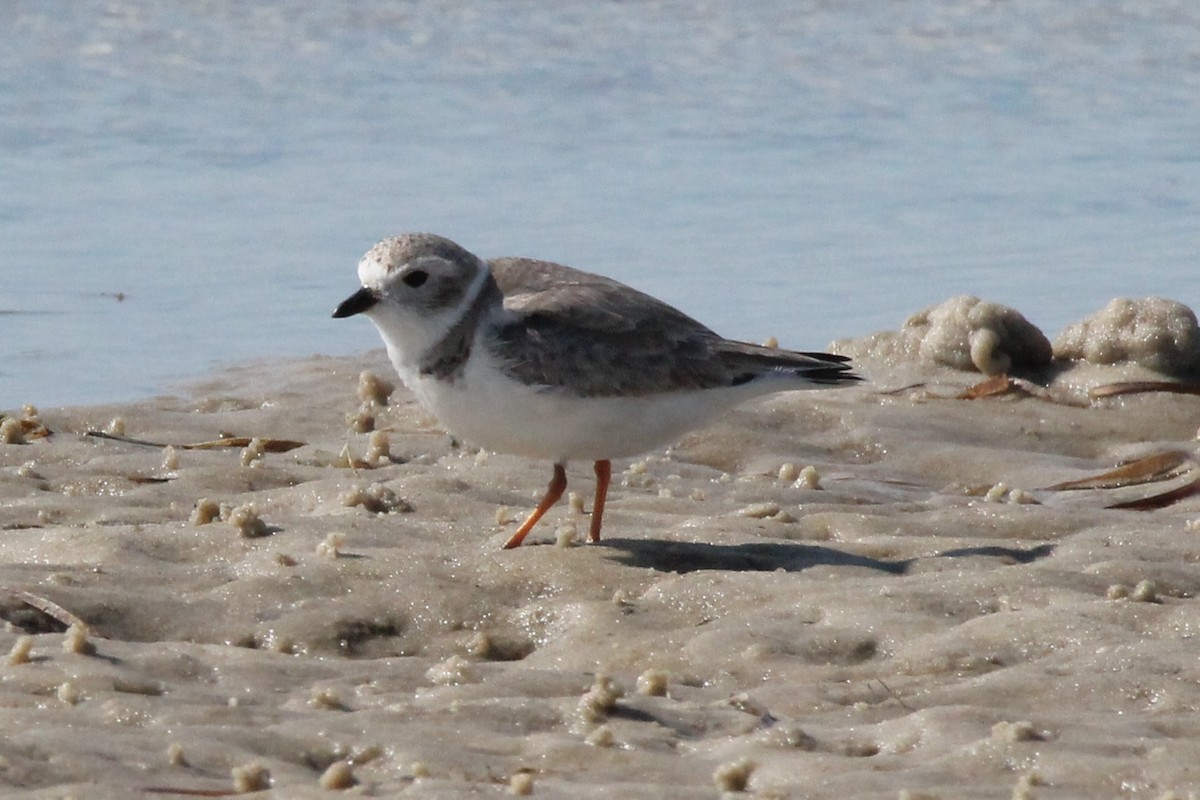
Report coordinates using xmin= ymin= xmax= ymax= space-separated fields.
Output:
xmin=2 ymin=295 xmax=1200 ymax=798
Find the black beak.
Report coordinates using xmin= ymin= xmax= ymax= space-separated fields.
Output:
xmin=333 ymin=287 xmax=379 ymax=318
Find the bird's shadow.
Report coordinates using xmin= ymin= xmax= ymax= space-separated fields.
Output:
xmin=594 ymin=538 xmax=1055 ymax=575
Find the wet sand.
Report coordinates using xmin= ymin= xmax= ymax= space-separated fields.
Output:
xmin=2 ymin=331 xmax=1200 ymax=798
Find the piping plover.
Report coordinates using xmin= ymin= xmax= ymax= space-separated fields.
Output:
xmin=334 ymin=233 xmax=861 ymax=548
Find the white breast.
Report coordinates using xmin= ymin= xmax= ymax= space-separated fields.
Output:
xmin=405 ymin=345 xmax=768 ymax=464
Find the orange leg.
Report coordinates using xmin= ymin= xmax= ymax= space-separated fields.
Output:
xmin=503 ymin=463 xmax=568 ymax=549
xmin=589 ymin=459 xmax=611 ymax=543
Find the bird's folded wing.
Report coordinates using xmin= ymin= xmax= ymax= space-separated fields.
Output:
xmin=487 ymin=257 xmax=730 ymax=396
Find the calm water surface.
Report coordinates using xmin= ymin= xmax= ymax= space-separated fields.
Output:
xmin=3 ymin=1 xmax=1199 ymax=407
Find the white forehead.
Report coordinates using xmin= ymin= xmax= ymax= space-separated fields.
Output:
xmin=357 ymin=238 xmax=403 ymax=287
xmin=355 ymin=233 xmax=482 ymax=289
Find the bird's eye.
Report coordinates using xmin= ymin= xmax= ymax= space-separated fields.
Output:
xmin=403 ymin=270 xmax=429 ymax=288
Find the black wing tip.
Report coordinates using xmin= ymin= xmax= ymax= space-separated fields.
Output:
xmin=792 ymin=351 xmax=864 ymax=385
xmin=731 ymin=358 xmax=864 ymax=388
xmin=807 ymin=368 xmax=864 ymax=385
xmin=798 ymin=350 xmax=854 ymax=364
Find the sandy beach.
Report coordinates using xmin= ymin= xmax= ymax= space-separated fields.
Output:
xmin=3 ymin=300 xmax=1200 ymax=799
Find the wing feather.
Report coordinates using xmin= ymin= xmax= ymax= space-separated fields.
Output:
xmin=485 ymin=257 xmax=858 ymax=397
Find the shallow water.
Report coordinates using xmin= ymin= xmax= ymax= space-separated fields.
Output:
xmin=4 ymin=0 xmax=1199 ymax=407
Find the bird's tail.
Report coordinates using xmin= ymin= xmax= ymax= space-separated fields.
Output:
xmin=788 ymin=351 xmax=862 ymax=385
xmin=721 ymin=342 xmax=863 ymax=388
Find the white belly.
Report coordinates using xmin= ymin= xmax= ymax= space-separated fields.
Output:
xmin=402 ymin=348 xmax=765 ymax=463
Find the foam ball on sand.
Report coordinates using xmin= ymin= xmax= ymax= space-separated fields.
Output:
xmin=1053 ymin=296 xmax=1200 ymax=376
xmin=835 ymin=295 xmax=1052 ymax=375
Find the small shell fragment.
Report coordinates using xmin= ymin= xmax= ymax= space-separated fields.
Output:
xmin=983 ymin=483 xmax=1008 ymax=503
xmin=555 ymin=523 xmax=578 ymax=548
xmin=228 ymin=504 xmax=270 ymax=538
xmin=1131 ymin=580 xmax=1158 ymax=603
xmin=57 ymin=681 xmax=82 ymax=706
xmin=239 ymin=437 xmax=266 ymax=467
xmin=63 ymin=622 xmax=95 ymax=655
xmin=1007 ymin=488 xmax=1039 ymax=505
xmin=366 ymin=430 xmax=391 ymax=463
xmin=737 ymin=502 xmax=781 ymax=519
xmin=0 ymin=418 xmax=26 ymax=444
xmin=340 ymin=483 xmax=413 ymax=514
xmin=309 ymin=687 xmax=345 ymax=711
xmin=969 ymin=328 xmax=1012 ymax=375
xmin=991 ymin=720 xmax=1039 ymax=742
xmin=167 ymin=742 xmax=188 ymax=767
xmin=795 ymin=465 xmax=821 ymax=490
xmin=191 ymin=497 xmax=221 ymax=526
xmin=319 ymin=760 xmax=357 ymax=790
xmin=316 ymin=532 xmax=346 ymax=559
xmin=7 ymin=636 xmax=33 ymax=666
xmin=585 ymin=725 xmax=615 ymax=747
xmin=636 ymin=669 xmax=669 ymax=697
xmin=358 ymin=370 xmax=395 ymax=406
xmin=577 ymin=674 xmax=624 ymax=725
xmin=231 ymin=762 xmax=271 ymax=793
xmin=346 ymin=406 xmax=375 ymax=434
xmin=425 ymin=654 xmax=477 ymax=686
xmin=508 ymin=772 xmax=534 ymax=796
xmin=712 ymin=757 xmax=756 ymax=792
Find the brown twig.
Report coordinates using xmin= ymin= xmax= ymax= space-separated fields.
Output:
xmin=86 ymin=431 xmax=304 ymax=452
xmin=1089 ymin=381 xmax=1200 ymax=399
xmin=1044 ymin=451 xmax=1191 ymax=491
xmin=7 ymin=589 xmax=87 ymax=629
